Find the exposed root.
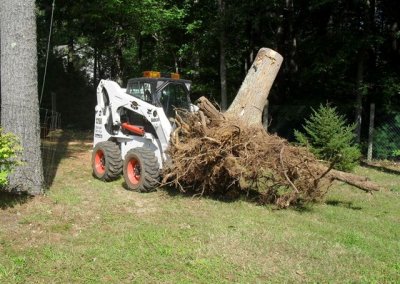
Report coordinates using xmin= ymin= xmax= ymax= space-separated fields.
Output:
xmin=162 ymin=98 xmax=381 ymax=208
xmin=280 ymin=146 xmax=299 ymax=194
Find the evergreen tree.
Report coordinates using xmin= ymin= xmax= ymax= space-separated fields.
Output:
xmin=295 ymin=105 xmax=361 ymax=172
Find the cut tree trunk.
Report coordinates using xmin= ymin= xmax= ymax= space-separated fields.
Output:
xmin=226 ymin=48 xmax=283 ymax=126
xmin=328 ymin=169 xmax=382 ymax=192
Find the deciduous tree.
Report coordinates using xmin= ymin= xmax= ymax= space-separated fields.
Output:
xmin=0 ymin=0 xmax=43 ymax=194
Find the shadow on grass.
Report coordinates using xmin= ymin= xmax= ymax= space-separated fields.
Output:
xmin=325 ymin=199 xmax=362 ymax=210
xmin=0 ymin=191 xmax=32 ymax=210
xmin=162 ymin=185 xmax=315 ymax=212
xmin=41 ymin=130 xmax=69 ymax=188
xmin=122 ymin=182 xmax=156 ymax=193
xmin=162 ymin=185 xmax=259 ymax=201
xmin=360 ymin=161 xmax=400 ymax=175
xmin=291 ymin=204 xmax=314 ymax=213
xmin=42 ymin=130 xmax=91 ymax=188
xmin=1 ymin=130 xmax=90 ymax=208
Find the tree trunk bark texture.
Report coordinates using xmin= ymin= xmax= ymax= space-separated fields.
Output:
xmin=93 ymin=47 xmax=98 ymax=87
xmin=354 ymin=52 xmax=365 ymax=144
xmin=218 ymin=0 xmax=227 ymax=111
xmin=367 ymin=103 xmax=375 ymax=161
xmin=0 ymin=0 xmax=44 ymax=195
xmin=328 ymin=169 xmax=381 ymax=192
xmin=0 ymin=24 xmax=2 ymax=115
xmin=226 ymin=48 xmax=283 ymax=126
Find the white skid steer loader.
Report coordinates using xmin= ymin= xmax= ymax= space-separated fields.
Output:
xmin=91 ymin=71 xmax=196 ymax=192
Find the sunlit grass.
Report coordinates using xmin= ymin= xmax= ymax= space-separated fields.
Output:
xmin=1 ymin=134 xmax=399 ymax=283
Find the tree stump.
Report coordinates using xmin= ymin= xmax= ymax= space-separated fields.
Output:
xmin=226 ymin=48 xmax=283 ymax=126
xmin=164 ymin=47 xmax=382 ymax=208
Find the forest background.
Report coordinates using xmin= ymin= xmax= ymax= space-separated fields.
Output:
xmin=31 ymin=0 xmax=400 ymax=146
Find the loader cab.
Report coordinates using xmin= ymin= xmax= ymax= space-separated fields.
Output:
xmin=126 ymin=71 xmax=192 ymax=119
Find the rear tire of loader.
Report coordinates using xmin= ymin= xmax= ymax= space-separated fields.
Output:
xmin=92 ymin=141 xmax=123 ymax=181
xmin=123 ymin=147 xmax=160 ymax=192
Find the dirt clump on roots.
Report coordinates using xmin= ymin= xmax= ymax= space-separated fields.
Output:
xmin=162 ymin=105 xmax=334 ymax=208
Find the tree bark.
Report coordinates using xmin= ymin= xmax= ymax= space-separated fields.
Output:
xmin=226 ymin=48 xmax=283 ymax=126
xmin=354 ymin=51 xmax=365 ymax=143
xmin=114 ymin=34 xmax=124 ymax=85
xmin=93 ymin=47 xmax=98 ymax=87
xmin=367 ymin=103 xmax=375 ymax=161
xmin=262 ymin=101 xmax=269 ymax=131
xmin=138 ymin=34 xmax=143 ymax=68
xmin=0 ymin=24 xmax=2 ymax=114
xmin=218 ymin=0 xmax=227 ymax=111
xmin=67 ymin=37 xmax=74 ymax=73
xmin=285 ymin=0 xmax=298 ymax=74
xmin=328 ymin=169 xmax=382 ymax=192
xmin=391 ymin=22 xmax=398 ymax=51
xmin=0 ymin=0 xmax=43 ymax=194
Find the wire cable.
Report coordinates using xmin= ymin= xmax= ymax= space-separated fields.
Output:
xmin=39 ymin=0 xmax=56 ymax=106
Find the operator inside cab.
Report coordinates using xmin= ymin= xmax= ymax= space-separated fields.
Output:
xmin=159 ymin=83 xmax=189 ymax=118
xmin=126 ymin=71 xmax=192 ymax=120
xmin=144 ymin=89 xmax=152 ymax=102
xmin=126 ymin=81 xmax=153 ymax=104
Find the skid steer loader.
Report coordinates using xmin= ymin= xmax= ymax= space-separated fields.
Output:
xmin=91 ymin=71 xmax=195 ymax=192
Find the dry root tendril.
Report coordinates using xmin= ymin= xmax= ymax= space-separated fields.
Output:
xmin=162 ymin=108 xmax=334 ymax=208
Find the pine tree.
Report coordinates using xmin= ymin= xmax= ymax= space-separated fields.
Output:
xmin=295 ymin=105 xmax=361 ymax=172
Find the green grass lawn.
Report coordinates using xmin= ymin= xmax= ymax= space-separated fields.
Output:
xmin=1 ymin=134 xmax=399 ymax=283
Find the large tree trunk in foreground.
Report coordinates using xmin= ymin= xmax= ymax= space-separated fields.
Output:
xmin=0 ymin=0 xmax=43 ymax=195
xmin=226 ymin=48 xmax=283 ymax=126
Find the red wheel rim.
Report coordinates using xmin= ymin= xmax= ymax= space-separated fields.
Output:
xmin=127 ymin=158 xmax=141 ymax=185
xmin=94 ymin=150 xmax=105 ymax=175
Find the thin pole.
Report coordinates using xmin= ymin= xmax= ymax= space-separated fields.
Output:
xmin=367 ymin=103 xmax=375 ymax=161
xmin=40 ymin=0 xmax=56 ymax=105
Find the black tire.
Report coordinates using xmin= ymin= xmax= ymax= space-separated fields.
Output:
xmin=92 ymin=141 xmax=123 ymax=181
xmin=123 ymin=147 xmax=160 ymax=192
